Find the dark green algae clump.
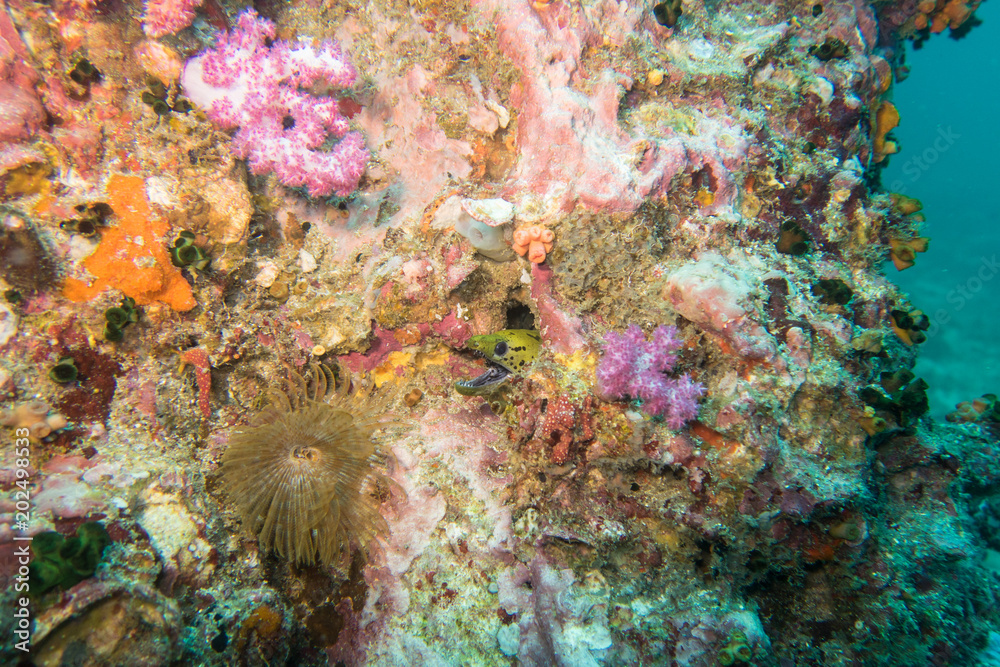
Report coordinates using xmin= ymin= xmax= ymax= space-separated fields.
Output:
xmin=29 ymin=521 xmax=112 ymax=595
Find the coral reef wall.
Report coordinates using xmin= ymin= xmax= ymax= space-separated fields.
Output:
xmin=1 ymin=0 xmax=998 ymax=665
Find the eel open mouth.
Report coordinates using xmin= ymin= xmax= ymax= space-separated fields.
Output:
xmin=454 ymin=361 xmax=512 ymax=396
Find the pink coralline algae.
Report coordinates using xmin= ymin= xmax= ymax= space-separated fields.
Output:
xmin=483 ymin=0 xmax=748 ymax=215
xmin=0 ymin=12 xmax=45 ymax=163
xmin=181 ymin=10 xmax=367 ymax=198
xmin=142 ymin=0 xmax=203 ymax=38
xmin=596 ymin=324 xmax=704 ymax=429
xmin=664 ymin=253 xmax=777 ymax=361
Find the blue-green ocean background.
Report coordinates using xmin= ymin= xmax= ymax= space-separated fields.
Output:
xmin=883 ymin=0 xmax=1000 ymax=419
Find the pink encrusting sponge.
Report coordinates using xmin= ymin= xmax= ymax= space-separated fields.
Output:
xmin=181 ymin=9 xmax=367 ymax=198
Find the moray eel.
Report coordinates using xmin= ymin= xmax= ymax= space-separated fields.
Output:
xmin=455 ymin=329 xmax=541 ymax=396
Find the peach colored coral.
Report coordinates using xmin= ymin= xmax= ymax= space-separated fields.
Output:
xmin=512 ymin=225 xmax=555 ymax=264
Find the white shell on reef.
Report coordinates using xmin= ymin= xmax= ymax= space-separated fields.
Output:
xmin=254 ymin=261 xmax=280 ymax=288
xmin=485 ymin=100 xmax=510 ymax=129
xmin=299 ymin=249 xmax=317 ymax=273
xmin=460 ymin=198 xmax=515 ymax=227
xmin=808 ymin=76 xmax=834 ymax=106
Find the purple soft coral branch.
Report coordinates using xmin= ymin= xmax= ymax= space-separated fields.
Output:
xmin=596 ymin=325 xmax=704 ymax=427
xmin=595 ymin=325 xmax=644 ymax=397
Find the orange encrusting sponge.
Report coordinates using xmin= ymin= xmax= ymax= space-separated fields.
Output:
xmin=63 ymin=174 xmax=196 ymax=311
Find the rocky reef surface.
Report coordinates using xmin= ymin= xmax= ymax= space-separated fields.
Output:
xmin=1 ymin=0 xmax=998 ymax=665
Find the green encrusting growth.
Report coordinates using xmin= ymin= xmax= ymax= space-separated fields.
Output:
xmin=169 ymin=230 xmax=210 ymax=270
xmin=29 ymin=522 xmax=112 ymax=594
xmin=103 ymin=296 xmax=140 ymax=342
xmin=48 ymin=356 xmax=79 ymax=384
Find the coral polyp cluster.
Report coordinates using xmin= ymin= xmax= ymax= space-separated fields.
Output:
xmin=181 ymin=10 xmax=367 ymax=198
xmin=947 ymin=393 xmax=1000 ymax=425
xmin=512 ymin=225 xmax=555 ymax=263
xmin=143 ymin=0 xmax=203 ymax=38
xmin=220 ymin=363 xmax=400 ymax=565
xmin=889 ymin=235 xmax=930 ymax=270
xmin=913 ymin=0 xmax=979 ymax=33
xmin=1 ymin=400 xmax=69 ymax=440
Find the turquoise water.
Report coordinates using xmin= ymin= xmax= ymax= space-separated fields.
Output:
xmin=884 ymin=1 xmax=1000 ymax=419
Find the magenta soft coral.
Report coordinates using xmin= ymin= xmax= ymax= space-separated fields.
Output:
xmin=180 ymin=10 xmax=367 ymax=198
xmin=596 ymin=325 xmax=704 ymax=429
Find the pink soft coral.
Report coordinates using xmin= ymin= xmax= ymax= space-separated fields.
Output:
xmin=143 ymin=0 xmax=202 ymax=37
xmin=180 ymin=10 xmax=367 ymax=198
xmin=596 ymin=325 xmax=704 ymax=429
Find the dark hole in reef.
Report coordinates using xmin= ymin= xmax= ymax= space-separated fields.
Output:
xmin=537 ymin=471 xmax=547 ymax=483
xmin=776 ymin=220 xmax=810 ymax=255
xmin=211 ymin=629 xmax=228 ymax=652
xmin=812 ymin=278 xmax=853 ymax=306
xmin=812 ymin=3 xmax=823 ymax=16
xmin=631 ymin=482 xmax=641 ymax=491
xmin=282 ymin=115 xmax=296 ymax=130
xmin=1 ymin=209 xmax=60 ymax=293
xmin=305 ymin=602 xmax=345 ymax=646
xmin=253 ymin=0 xmax=284 ymax=21
xmin=653 ymin=0 xmax=682 ymax=27
xmin=808 ymin=619 xmax=836 ymax=643
xmin=90 ymin=202 xmax=112 ymax=219
xmin=914 ymin=574 xmax=936 ymax=593
xmin=505 ymin=302 xmax=534 ymax=330
xmin=94 ymin=0 xmax=128 ymax=20
xmin=691 ymin=165 xmax=718 ymax=196
xmin=693 ymin=539 xmax=714 ymax=576
xmin=745 ymin=549 xmax=768 ymax=572
xmin=344 ymin=550 xmax=369 ymax=612
xmin=75 ymin=219 xmax=95 ymax=236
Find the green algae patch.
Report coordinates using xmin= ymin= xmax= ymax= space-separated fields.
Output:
xmin=29 ymin=522 xmax=112 ymax=595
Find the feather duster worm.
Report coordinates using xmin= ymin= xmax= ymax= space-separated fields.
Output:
xmin=221 ymin=363 xmax=400 ymax=566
